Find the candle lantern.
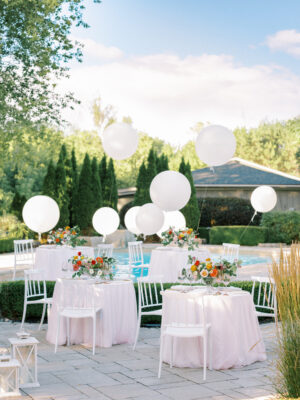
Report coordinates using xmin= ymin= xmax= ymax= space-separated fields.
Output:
xmin=9 ymin=337 xmax=39 ymax=388
xmin=0 ymin=356 xmax=21 ymax=398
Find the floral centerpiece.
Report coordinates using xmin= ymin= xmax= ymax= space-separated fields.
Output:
xmin=180 ymin=256 xmax=241 ymax=285
xmin=70 ymin=252 xmax=116 ymax=280
xmin=47 ymin=226 xmax=86 ymax=248
xmin=161 ymin=227 xmax=199 ymax=251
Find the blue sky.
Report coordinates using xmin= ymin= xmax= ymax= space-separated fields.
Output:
xmin=62 ymin=0 xmax=300 ymax=144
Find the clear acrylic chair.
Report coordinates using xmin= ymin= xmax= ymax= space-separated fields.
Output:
xmin=13 ymin=240 xmax=35 ymax=280
xmin=54 ymin=279 xmax=103 ymax=355
xmin=128 ymin=241 xmax=150 ymax=277
xmin=96 ymin=244 xmax=114 ymax=258
xmin=158 ymin=294 xmax=212 ymax=380
xmin=21 ymin=269 xmax=53 ymax=330
xmin=222 ymin=243 xmax=240 ymax=262
xmin=251 ymin=276 xmax=277 ymax=321
xmin=133 ymin=276 xmax=164 ymax=350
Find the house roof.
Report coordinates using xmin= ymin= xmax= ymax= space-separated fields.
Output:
xmin=192 ymin=158 xmax=300 ymax=187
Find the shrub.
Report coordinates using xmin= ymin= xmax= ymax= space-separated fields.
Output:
xmin=209 ymin=225 xmax=267 ymax=246
xmin=261 ymin=211 xmax=300 ymax=244
xmin=198 ymin=197 xmax=261 ymax=227
xmin=0 ymin=238 xmax=15 ymax=253
xmin=119 ymin=201 xmax=134 ymax=228
xmin=0 ymin=280 xmax=266 ymax=325
xmin=196 ymin=227 xmax=210 ymax=243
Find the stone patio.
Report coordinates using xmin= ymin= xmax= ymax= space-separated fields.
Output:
xmin=0 ymin=321 xmax=278 ymax=400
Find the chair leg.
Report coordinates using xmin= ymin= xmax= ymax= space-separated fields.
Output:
xmin=208 ymin=329 xmax=212 ymax=370
xmin=66 ymin=318 xmax=70 ymax=346
xmin=170 ymin=336 xmax=173 ymax=368
xmin=21 ymin=302 xmax=27 ymax=330
xmin=92 ymin=315 xmax=96 ymax=355
xmin=203 ymin=335 xmax=207 ymax=381
xmin=158 ymin=334 xmax=164 ymax=378
xmin=39 ymin=303 xmax=47 ymax=330
xmin=55 ymin=315 xmax=61 ymax=353
xmin=133 ymin=313 xmax=141 ymax=351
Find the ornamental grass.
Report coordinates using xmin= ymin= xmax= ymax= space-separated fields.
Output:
xmin=271 ymin=244 xmax=300 ymax=398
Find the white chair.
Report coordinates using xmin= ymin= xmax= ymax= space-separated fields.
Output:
xmin=13 ymin=240 xmax=35 ymax=280
xmin=222 ymin=243 xmax=240 ymax=262
xmin=54 ymin=279 xmax=103 ymax=355
xmin=133 ymin=276 xmax=164 ymax=351
xmin=251 ymin=276 xmax=277 ymax=321
xmin=21 ymin=270 xmax=53 ymax=330
xmin=128 ymin=241 xmax=150 ymax=277
xmin=96 ymin=244 xmax=113 ymax=258
xmin=158 ymin=294 xmax=212 ymax=380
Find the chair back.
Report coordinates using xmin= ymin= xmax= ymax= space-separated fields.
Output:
xmin=128 ymin=241 xmax=144 ymax=265
xmin=57 ymin=279 xmax=103 ymax=312
xmin=222 ymin=243 xmax=240 ymax=262
xmin=97 ymin=244 xmax=113 ymax=258
xmin=24 ymin=269 xmax=47 ymax=300
xmin=251 ymin=276 xmax=277 ymax=315
xmin=14 ymin=240 xmax=34 ymax=266
xmin=137 ymin=276 xmax=164 ymax=311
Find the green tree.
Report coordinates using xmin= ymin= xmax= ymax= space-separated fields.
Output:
xmin=133 ymin=162 xmax=147 ymax=206
xmin=10 ymin=191 xmax=26 ymax=220
xmin=157 ymin=154 xmax=169 ymax=173
xmin=99 ymin=154 xmax=107 ymax=186
xmin=91 ymin=157 xmax=102 ymax=212
xmin=69 ymin=149 xmax=78 ymax=226
xmin=0 ymin=0 xmax=100 ymax=141
xmin=74 ymin=153 xmax=94 ymax=230
xmin=179 ymin=158 xmax=200 ymax=230
xmin=55 ymin=158 xmax=70 ymax=227
xmin=42 ymin=160 xmax=56 ymax=199
xmin=103 ymin=159 xmax=118 ymax=210
xmin=144 ymin=148 xmax=157 ymax=203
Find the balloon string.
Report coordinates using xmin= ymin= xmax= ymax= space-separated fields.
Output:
xmin=239 ymin=211 xmax=257 ymax=241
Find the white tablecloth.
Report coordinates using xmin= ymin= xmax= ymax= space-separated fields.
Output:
xmin=47 ymin=279 xmax=137 ymax=348
xmin=161 ymin=289 xmax=266 ymax=370
xmin=35 ymin=246 xmax=95 ymax=281
xmin=148 ymin=247 xmax=211 ymax=282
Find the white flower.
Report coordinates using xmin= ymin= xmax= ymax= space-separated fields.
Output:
xmin=89 ymin=269 xmax=94 ymax=275
xmin=97 ymin=270 xmax=102 ymax=276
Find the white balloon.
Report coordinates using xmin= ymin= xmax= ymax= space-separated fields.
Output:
xmin=157 ymin=211 xmax=186 ymax=237
xmin=22 ymin=195 xmax=60 ymax=234
xmin=92 ymin=207 xmax=120 ymax=235
xmin=124 ymin=206 xmax=141 ymax=235
xmin=150 ymin=171 xmax=191 ymax=211
xmin=251 ymin=186 xmax=277 ymax=213
xmin=102 ymin=122 xmax=138 ymax=160
xmin=195 ymin=125 xmax=236 ymax=166
xmin=136 ymin=203 xmax=164 ymax=235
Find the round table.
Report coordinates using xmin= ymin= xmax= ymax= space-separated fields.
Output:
xmin=148 ymin=247 xmax=211 ymax=282
xmin=161 ymin=288 xmax=266 ymax=370
xmin=34 ymin=246 xmax=95 ymax=281
xmin=47 ymin=279 xmax=137 ymax=348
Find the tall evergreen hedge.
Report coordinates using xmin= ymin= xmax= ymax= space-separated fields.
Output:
xmin=55 ymin=157 xmax=69 ymax=227
xmin=91 ymin=157 xmax=102 ymax=212
xmin=42 ymin=160 xmax=56 ymax=199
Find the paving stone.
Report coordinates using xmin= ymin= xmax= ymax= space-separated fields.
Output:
xmin=117 ymin=358 xmax=159 ymax=370
xmin=108 ymin=372 xmax=135 ymax=384
xmin=95 ymin=362 xmax=131 ymax=374
xmin=135 ymin=373 xmax=186 ymax=387
xmin=22 ymin=383 xmax=82 ymax=398
xmin=121 ymin=369 xmax=156 ymax=379
xmin=235 ymin=386 xmax=276 ymax=398
xmin=58 ymin=369 xmax=119 ymax=386
xmin=158 ymin=383 xmax=219 ymax=399
xmin=97 ymin=383 xmax=158 ymax=399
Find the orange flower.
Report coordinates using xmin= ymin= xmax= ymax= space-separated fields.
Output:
xmin=73 ymin=265 xmax=79 ymax=271
xmin=55 ymin=238 xmax=60 ymax=243
xmin=65 ymin=226 xmax=70 ymax=230
xmin=77 ymin=260 xmax=82 ymax=266
xmin=96 ymin=257 xmax=103 ymax=263
xmin=188 ymin=228 xmax=193 ymax=234
xmin=191 ymin=264 xmax=197 ymax=272
xmin=205 ymin=258 xmax=211 ymax=262
xmin=206 ymin=263 xmax=212 ymax=270
xmin=195 ymin=260 xmax=200 ymax=266
xmin=210 ymin=268 xmax=218 ymax=278
xmin=71 ymin=231 xmax=76 ymax=235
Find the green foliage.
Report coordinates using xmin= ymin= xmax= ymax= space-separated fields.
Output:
xmin=0 ymin=238 xmax=15 ymax=253
xmin=99 ymin=154 xmax=107 ymax=186
xmin=156 ymin=154 xmax=169 ymax=173
xmin=42 ymin=160 xmax=56 ymax=199
xmin=0 ymin=214 xmax=33 ymax=241
xmin=134 ymin=148 xmax=158 ymax=206
xmin=119 ymin=201 xmax=134 ymax=228
xmin=74 ymin=153 xmax=94 ymax=230
xmin=209 ymin=225 xmax=267 ymax=246
xmin=0 ymin=280 xmax=259 ymax=324
xmin=261 ymin=211 xmax=300 ymax=244
xmin=134 ymin=162 xmax=148 ymax=206
xmin=10 ymin=191 xmax=26 ymax=220
xmin=103 ymin=159 xmax=118 ymax=210
xmin=196 ymin=227 xmax=210 ymax=243
xmin=70 ymin=149 xmax=78 ymax=226
xmin=179 ymin=158 xmax=200 ymax=230
xmin=198 ymin=197 xmax=261 ymax=227
xmin=0 ymin=0 xmax=100 ymax=138
xmin=55 ymin=158 xmax=70 ymax=227
xmin=91 ymin=157 xmax=102 ymax=212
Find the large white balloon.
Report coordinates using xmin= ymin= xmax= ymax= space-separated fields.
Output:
xmin=136 ymin=203 xmax=164 ymax=235
xmin=150 ymin=171 xmax=191 ymax=211
xmin=195 ymin=125 xmax=236 ymax=166
xmin=92 ymin=207 xmax=120 ymax=236
xmin=102 ymin=122 xmax=138 ymax=160
xmin=124 ymin=206 xmax=141 ymax=235
xmin=22 ymin=195 xmax=60 ymax=234
xmin=157 ymin=211 xmax=186 ymax=237
xmin=251 ymin=186 xmax=277 ymax=213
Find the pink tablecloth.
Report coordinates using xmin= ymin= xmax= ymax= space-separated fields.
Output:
xmin=161 ymin=289 xmax=266 ymax=370
xmin=47 ymin=279 xmax=137 ymax=348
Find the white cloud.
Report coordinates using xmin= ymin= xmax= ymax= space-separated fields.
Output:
xmin=74 ymin=36 xmax=123 ymax=60
xmin=266 ymin=29 xmax=300 ymax=57
xmin=60 ymin=41 xmax=300 ymax=145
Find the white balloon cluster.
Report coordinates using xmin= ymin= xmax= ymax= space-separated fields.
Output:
xmin=102 ymin=122 xmax=138 ymax=160
xmin=92 ymin=207 xmax=120 ymax=236
xmin=124 ymin=206 xmax=141 ymax=235
xmin=157 ymin=211 xmax=186 ymax=237
xmin=195 ymin=125 xmax=236 ymax=167
xmin=251 ymin=186 xmax=277 ymax=213
xmin=136 ymin=203 xmax=165 ymax=236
